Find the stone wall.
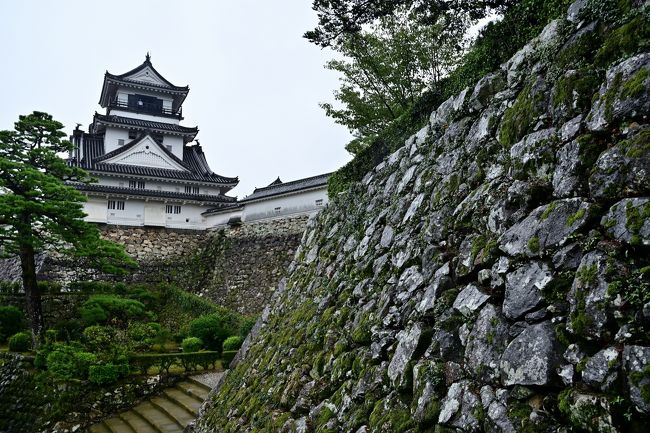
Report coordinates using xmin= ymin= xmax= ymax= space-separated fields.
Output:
xmin=27 ymin=215 xmax=310 ymax=315
xmin=194 ymin=3 xmax=650 ymax=432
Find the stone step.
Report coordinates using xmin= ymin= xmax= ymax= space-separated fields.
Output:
xmin=119 ymin=410 xmax=159 ymax=433
xmin=88 ymin=423 xmax=112 ymax=433
xmin=162 ymin=388 xmax=203 ymax=415
xmin=104 ymin=416 xmax=136 ymax=433
xmin=132 ymin=401 xmax=184 ymax=433
xmin=87 ymin=373 xmax=222 ymax=433
xmin=150 ymin=395 xmax=195 ymax=427
xmin=186 ymin=376 xmax=213 ymax=392
xmin=176 ymin=381 xmax=209 ymax=401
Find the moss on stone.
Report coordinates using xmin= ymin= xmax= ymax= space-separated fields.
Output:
xmin=499 ymin=80 xmax=546 ymax=147
xmin=621 ymin=67 xmax=650 ymax=99
xmin=576 ymin=133 xmax=607 ymax=170
xmin=567 ymin=208 xmax=586 ymax=226
xmin=541 ymin=201 xmax=557 ymax=220
xmin=552 ymin=69 xmax=601 ymax=115
xmin=594 ymin=16 xmax=650 ymax=68
xmin=619 ymin=128 xmax=650 ymax=158
xmin=527 ymin=236 xmax=541 ymax=253
xmin=624 ymin=198 xmax=650 ymax=246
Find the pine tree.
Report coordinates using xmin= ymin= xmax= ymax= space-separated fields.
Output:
xmin=0 ymin=111 xmax=136 ymax=345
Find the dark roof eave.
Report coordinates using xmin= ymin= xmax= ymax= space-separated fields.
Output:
xmin=239 ymin=184 xmax=327 ymax=204
xmin=72 ymin=183 xmax=237 ymax=204
xmin=104 ymin=75 xmax=189 ymax=93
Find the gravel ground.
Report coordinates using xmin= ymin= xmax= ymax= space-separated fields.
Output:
xmin=191 ymin=371 xmax=224 ymax=389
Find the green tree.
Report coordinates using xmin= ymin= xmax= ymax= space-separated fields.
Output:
xmin=305 ymin=0 xmax=514 ymax=47
xmin=321 ymin=10 xmax=466 ymax=154
xmin=0 ymin=112 xmax=135 ymax=345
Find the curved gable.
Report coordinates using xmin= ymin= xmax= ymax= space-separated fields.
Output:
xmin=100 ymin=135 xmax=188 ymax=171
xmin=123 ymin=65 xmax=170 ymax=87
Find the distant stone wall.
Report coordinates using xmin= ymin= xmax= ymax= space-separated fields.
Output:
xmin=7 ymin=216 xmax=311 ymax=316
xmin=197 ymin=216 xmax=308 ymax=314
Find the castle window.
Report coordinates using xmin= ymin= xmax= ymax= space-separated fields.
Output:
xmin=129 ymin=180 xmax=145 ymax=189
xmin=166 ymin=204 xmax=182 ymax=214
xmin=315 ymin=199 xmax=323 ymax=207
xmin=166 ymin=145 xmax=172 ymax=152
xmin=185 ymin=185 xmax=199 ymax=194
xmin=274 ymin=207 xmax=281 ymax=214
xmin=108 ymin=200 xmax=125 ymax=211
xmin=128 ymin=129 xmax=137 ymax=139
xmin=117 ymin=139 xmax=125 ymax=146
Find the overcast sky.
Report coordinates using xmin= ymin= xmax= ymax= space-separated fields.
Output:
xmin=0 ymin=0 xmax=352 ymax=197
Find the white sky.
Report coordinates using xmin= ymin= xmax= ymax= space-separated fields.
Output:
xmin=0 ymin=0 xmax=352 ymax=197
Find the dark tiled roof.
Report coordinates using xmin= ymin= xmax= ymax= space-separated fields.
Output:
xmin=105 ymin=56 xmax=188 ymax=92
xmin=201 ymin=203 xmax=243 ymax=215
xmin=70 ymin=133 xmax=238 ymax=185
xmin=240 ymin=173 xmax=331 ymax=203
xmin=72 ymin=183 xmax=237 ymax=205
xmin=94 ymin=114 xmax=198 ymax=136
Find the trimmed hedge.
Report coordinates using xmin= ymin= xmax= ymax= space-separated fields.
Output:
xmin=182 ymin=337 xmax=203 ymax=353
xmin=129 ymin=351 xmax=220 ymax=375
xmin=222 ymin=336 xmax=243 ymax=352
xmin=8 ymin=332 xmax=32 ymax=352
xmin=0 ymin=306 xmax=25 ymax=342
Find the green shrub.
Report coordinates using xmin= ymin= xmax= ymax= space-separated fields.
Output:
xmin=126 ymin=322 xmax=158 ymax=351
xmin=129 ymin=351 xmax=220 ymax=374
xmin=0 ymin=306 xmax=25 ymax=342
xmin=222 ymin=336 xmax=243 ymax=352
xmin=222 ymin=350 xmax=238 ymax=368
xmin=188 ymin=313 xmax=238 ymax=352
xmin=53 ymin=319 xmax=84 ymax=342
xmin=46 ymin=343 xmax=97 ymax=380
xmin=82 ymin=325 xmax=113 ymax=351
xmin=79 ymin=294 xmax=148 ymax=327
xmin=88 ymin=363 xmax=120 ymax=385
xmin=44 ymin=329 xmax=58 ymax=344
xmin=8 ymin=332 xmax=31 ymax=352
xmin=182 ymin=337 xmax=203 ymax=353
xmin=240 ymin=316 xmax=257 ymax=337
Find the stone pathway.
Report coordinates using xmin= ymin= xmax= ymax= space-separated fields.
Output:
xmin=89 ymin=373 xmax=222 ymax=433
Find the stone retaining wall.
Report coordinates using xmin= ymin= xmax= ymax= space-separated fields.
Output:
xmin=21 ymin=215 xmax=311 ymax=315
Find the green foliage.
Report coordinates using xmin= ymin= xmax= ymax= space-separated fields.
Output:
xmin=45 ymin=343 xmax=96 ymax=380
xmin=305 ymin=0 xmax=513 ymax=48
xmin=188 ymin=313 xmax=236 ymax=352
xmin=222 ymin=336 xmax=244 ymax=352
xmin=527 ymin=236 xmax=541 ymax=253
xmin=499 ymin=80 xmax=546 ymax=147
xmin=129 ymin=351 xmax=220 ymax=374
xmin=0 ymin=305 xmax=25 ymax=342
xmin=8 ymin=331 xmax=32 ymax=352
xmin=182 ymin=336 xmax=204 ymax=353
xmin=326 ymin=0 xmax=573 ymax=195
xmin=88 ymin=363 xmax=121 ymax=385
xmin=0 ymin=111 xmax=136 ymax=340
xmin=79 ymin=295 xmax=148 ymax=327
xmin=222 ymin=350 xmax=238 ymax=369
xmin=594 ymin=15 xmax=650 ymax=68
xmin=321 ymin=10 xmax=466 ymax=152
xmin=239 ymin=316 xmax=257 ymax=337
xmin=82 ymin=325 xmax=113 ymax=352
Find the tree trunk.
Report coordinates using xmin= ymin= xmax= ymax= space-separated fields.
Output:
xmin=19 ymin=242 xmax=43 ymax=348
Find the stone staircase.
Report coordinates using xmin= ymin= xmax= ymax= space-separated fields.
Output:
xmin=89 ymin=376 xmax=213 ymax=433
